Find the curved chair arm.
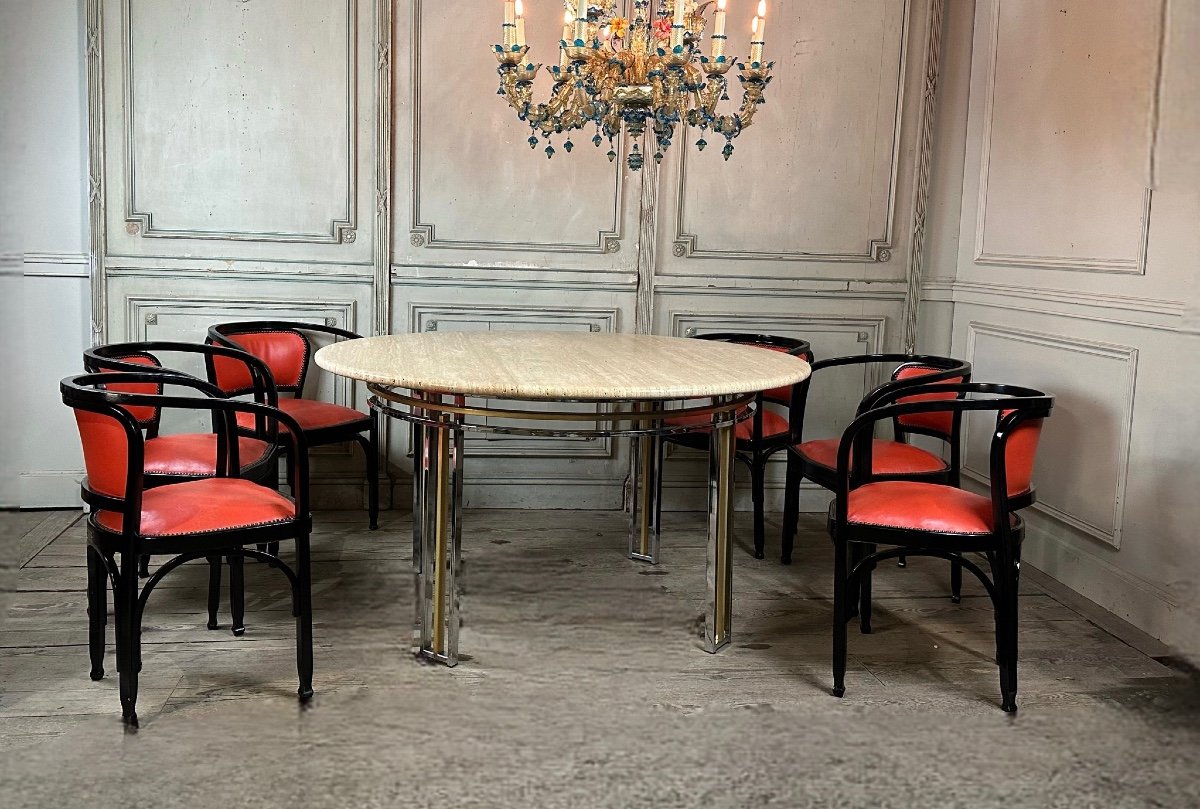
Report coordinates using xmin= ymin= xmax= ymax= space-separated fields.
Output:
xmin=208 ymin=320 xmax=364 ymax=345
xmin=831 ymin=383 xmax=1053 ymax=530
xmin=85 ymin=341 xmax=279 ymax=407
xmin=62 ymin=371 xmax=212 ymax=518
xmin=63 ymin=372 xmax=311 ymax=520
xmin=858 ymin=361 xmax=972 ymax=416
xmin=790 ymin=353 xmax=971 ymax=445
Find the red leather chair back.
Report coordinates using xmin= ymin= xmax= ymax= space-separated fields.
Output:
xmin=211 ymin=330 xmax=308 ymax=395
xmin=1002 ymin=415 xmax=1044 ymax=498
xmin=90 ymin=353 xmax=161 ymax=428
xmin=756 ymin=343 xmax=814 ymax=403
xmin=72 ymin=407 xmax=133 ymax=499
xmin=892 ymin=364 xmax=964 ymax=438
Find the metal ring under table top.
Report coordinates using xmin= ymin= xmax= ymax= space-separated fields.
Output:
xmin=366 ymin=383 xmax=757 ymax=439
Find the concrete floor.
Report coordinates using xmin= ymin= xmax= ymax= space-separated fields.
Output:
xmin=0 ymin=507 xmax=1197 ymax=808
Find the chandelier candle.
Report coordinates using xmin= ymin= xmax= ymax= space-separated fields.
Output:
xmin=711 ymin=0 xmax=727 ymax=59
xmin=750 ymin=1 xmax=767 ymax=63
xmin=503 ymin=1 xmax=516 ymax=47
xmin=493 ymin=0 xmax=775 ymax=170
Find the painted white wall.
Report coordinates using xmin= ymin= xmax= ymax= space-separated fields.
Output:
xmin=939 ymin=0 xmax=1200 ymax=657
xmin=0 ymin=0 xmax=92 ymax=508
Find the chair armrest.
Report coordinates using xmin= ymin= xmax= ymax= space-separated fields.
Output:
xmin=831 ymin=383 xmax=1052 ymax=524
xmin=72 ymin=372 xmax=310 ymax=516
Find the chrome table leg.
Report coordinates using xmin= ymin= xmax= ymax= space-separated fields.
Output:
xmin=705 ymin=396 xmax=736 ymax=653
xmin=628 ymin=403 xmax=663 ymax=564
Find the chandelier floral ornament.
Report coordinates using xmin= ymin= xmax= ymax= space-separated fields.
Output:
xmin=494 ymin=0 xmax=774 ymax=171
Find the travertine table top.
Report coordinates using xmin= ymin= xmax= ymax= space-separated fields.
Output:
xmin=315 ymin=331 xmax=810 ymax=400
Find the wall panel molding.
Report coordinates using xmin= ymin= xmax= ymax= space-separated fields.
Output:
xmin=669 ymin=0 xmax=915 ymax=266
xmin=404 ymin=0 xmax=623 ymax=256
xmin=86 ymin=0 xmax=108 ymax=342
xmin=971 ymin=0 xmax=1162 ymax=275
xmin=964 ymin=321 xmax=1138 ymax=548
xmin=19 ymin=252 xmax=90 ymax=278
xmin=667 ymin=310 xmax=886 ymax=348
xmin=948 ymin=279 xmax=1185 ymax=333
xmin=118 ymin=0 xmax=359 ymax=244
xmin=392 ymin=265 xmax=637 ymax=291
xmin=900 ymin=0 xmax=946 ymax=351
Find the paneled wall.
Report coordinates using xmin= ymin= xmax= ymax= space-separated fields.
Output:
xmin=934 ymin=0 xmax=1200 ymax=654
xmin=62 ymin=0 xmax=945 ymax=511
xmin=2 ymin=0 xmax=93 ymax=508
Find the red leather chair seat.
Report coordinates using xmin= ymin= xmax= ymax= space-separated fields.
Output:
xmin=235 ymin=398 xmax=369 ymax=433
xmin=795 ymin=438 xmax=948 ymax=475
xmin=665 ymin=407 xmax=789 ymax=441
xmin=96 ymin=478 xmax=295 ymax=537
xmin=845 ymin=481 xmax=1014 ymax=535
xmin=143 ymin=434 xmax=272 ymax=477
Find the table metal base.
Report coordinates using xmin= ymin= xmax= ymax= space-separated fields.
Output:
xmin=372 ymin=387 xmax=747 ymax=666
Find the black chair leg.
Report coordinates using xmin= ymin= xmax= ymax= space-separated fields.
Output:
xmin=365 ymin=418 xmax=380 ymax=530
xmin=859 ymin=543 xmax=875 ymax=634
xmin=138 ymin=554 xmax=150 ymax=578
xmin=846 ymin=544 xmax=862 ymax=622
xmin=257 ymin=453 xmax=283 ymax=559
xmin=205 ymin=555 xmax=222 ymax=630
xmin=781 ymin=453 xmax=802 ymax=565
xmin=750 ymin=458 xmax=766 ymax=560
xmin=832 ymin=537 xmax=848 ymax=698
xmin=229 ymin=553 xmax=246 ymax=636
xmin=951 ymin=552 xmax=963 ymax=603
xmin=116 ymin=552 xmax=141 ymax=729
xmin=998 ymin=554 xmax=1020 ymax=713
xmin=295 ymin=532 xmax=314 ymax=702
xmin=86 ymin=545 xmax=107 ymax=680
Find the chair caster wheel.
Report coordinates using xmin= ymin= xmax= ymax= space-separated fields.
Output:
xmin=298 ymin=687 xmax=314 ymax=703
xmin=232 ymin=627 xmax=245 ymax=637
xmin=831 ymin=686 xmax=845 ymax=698
xmin=90 ymin=669 xmax=104 ymax=681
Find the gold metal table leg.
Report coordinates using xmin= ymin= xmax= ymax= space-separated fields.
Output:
xmin=413 ymin=394 xmax=464 ymax=666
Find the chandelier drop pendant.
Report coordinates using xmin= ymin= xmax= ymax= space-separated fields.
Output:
xmin=494 ymin=0 xmax=774 ymax=171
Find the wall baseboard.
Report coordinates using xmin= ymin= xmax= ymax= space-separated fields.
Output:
xmin=1021 ymin=564 xmax=1172 ymax=660
xmin=1020 ymin=514 xmax=1195 ymax=656
xmin=18 ymin=472 xmax=84 ymax=509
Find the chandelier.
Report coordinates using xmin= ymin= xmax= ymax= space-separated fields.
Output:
xmin=493 ymin=0 xmax=774 ymax=171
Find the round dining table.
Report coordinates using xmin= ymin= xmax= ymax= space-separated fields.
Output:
xmin=315 ymin=331 xmax=811 ymax=666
